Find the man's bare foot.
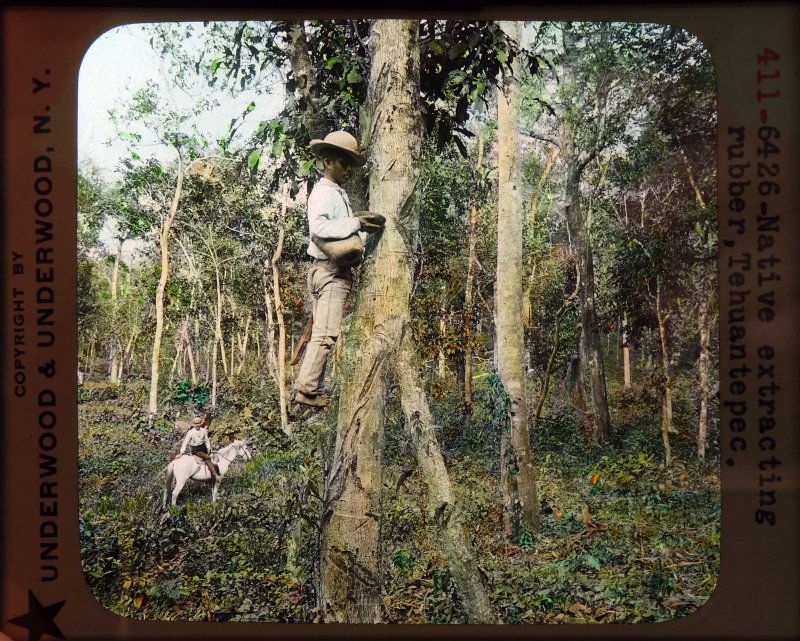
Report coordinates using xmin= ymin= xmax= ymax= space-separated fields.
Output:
xmin=293 ymin=390 xmax=331 ymax=408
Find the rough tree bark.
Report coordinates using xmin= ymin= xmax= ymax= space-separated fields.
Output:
xmin=318 ymin=19 xmax=495 ymax=624
xmin=320 ymin=20 xmax=421 ymax=623
xmin=564 ymin=163 xmax=611 ymax=443
xmin=319 ymin=20 xmax=494 ymax=623
xmin=148 ymin=152 xmax=184 ymax=421
xmin=397 ymin=334 xmax=498 ymax=624
xmin=495 ymin=20 xmax=540 ymax=536
xmin=286 ymin=20 xmax=329 ymax=141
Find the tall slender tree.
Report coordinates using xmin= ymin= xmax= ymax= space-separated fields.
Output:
xmin=494 ymin=20 xmax=540 ymax=535
xmin=320 ymin=20 xmax=422 ymax=622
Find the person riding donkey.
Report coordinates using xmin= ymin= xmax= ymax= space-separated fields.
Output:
xmin=179 ymin=416 xmax=219 ymax=481
xmin=292 ymin=130 xmax=385 ymax=409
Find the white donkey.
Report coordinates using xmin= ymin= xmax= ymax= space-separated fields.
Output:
xmin=163 ymin=439 xmax=252 ymax=508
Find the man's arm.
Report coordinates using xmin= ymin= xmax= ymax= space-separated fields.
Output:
xmin=203 ymin=429 xmax=212 ymax=453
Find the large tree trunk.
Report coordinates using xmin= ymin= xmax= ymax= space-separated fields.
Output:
xmin=494 ymin=20 xmax=540 ymax=536
xmin=286 ymin=20 xmax=328 ymax=141
xmin=397 ymin=334 xmax=498 ymax=623
xmin=318 ymin=19 xmax=494 ymax=624
xmin=499 ymin=428 xmax=514 ymax=537
xmin=320 ymin=20 xmax=421 ymax=623
xmin=148 ymin=155 xmax=184 ymax=421
xmin=564 ymin=167 xmax=611 ymax=443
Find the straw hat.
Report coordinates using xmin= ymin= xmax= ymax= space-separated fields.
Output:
xmin=309 ymin=130 xmax=367 ymax=167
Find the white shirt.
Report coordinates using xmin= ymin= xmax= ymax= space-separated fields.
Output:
xmin=306 ymin=178 xmax=365 ymax=259
xmin=180 ymin=426 xmax=211 ymax=454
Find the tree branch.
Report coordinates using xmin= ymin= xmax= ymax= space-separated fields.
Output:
xmin=350 ymin=20 xmax=369 ymax=52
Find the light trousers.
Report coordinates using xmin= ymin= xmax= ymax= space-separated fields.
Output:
xmin=294 ymin=260 xmax=352 ymax=395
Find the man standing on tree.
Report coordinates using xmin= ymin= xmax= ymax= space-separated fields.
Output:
xmin=292 ymin=130 xmax=384 ymax=409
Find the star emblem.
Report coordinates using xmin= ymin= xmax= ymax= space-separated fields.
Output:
xmin=7 ymin=591 xmax=66 ymax=641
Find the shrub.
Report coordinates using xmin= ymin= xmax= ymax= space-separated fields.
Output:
xmin=78 ymin=381 xmax=123 ymax=403
xmin=608 ymin=383 xmax=660 ymax=434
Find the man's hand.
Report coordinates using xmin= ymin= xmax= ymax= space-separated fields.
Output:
xmin=356 ymin=211 xmax=386 ymax=232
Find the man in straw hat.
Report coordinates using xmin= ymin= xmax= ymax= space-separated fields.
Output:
xmin=179 ymin=415 xmax=219 ymax=480
xmin=292 ymin=130 xmax=385 ymax=409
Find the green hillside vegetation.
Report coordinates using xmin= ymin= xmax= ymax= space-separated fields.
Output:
xmin=79 ymin=372 xmax=719 ymax=622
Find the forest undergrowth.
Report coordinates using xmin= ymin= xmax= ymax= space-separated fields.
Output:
xmin=79 ymin=376 xmax=720 ymax=624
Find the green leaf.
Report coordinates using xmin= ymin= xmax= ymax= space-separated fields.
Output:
xmin=470 ymin=79 xmax=487 ymax=102
xmin=247 ymin=148 xmax=261 ymax=170
xmin=448 ymin=41 xmax=468 ymax=60
xmin=448 ymin=70 xmax=466 ymax=87
xmin=300 ymin=158 xmax=316 ymax=177
xmin=271 ymin=137 xmax=284 ymax=159
xmin=346 ymin=66 xmax=362 ymax=84
xmin=584 ymin=554 xmax=601 ymax=570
